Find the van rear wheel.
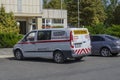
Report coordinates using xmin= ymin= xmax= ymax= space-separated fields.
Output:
xmin=53 ymin=51 xmax=64 ymax=63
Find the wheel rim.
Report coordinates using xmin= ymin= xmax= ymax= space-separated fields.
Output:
xmin=54 ymin=52 xmax=63 ymax=63
xmin=15 ymin=50 xmax=22 ymax=59
xmin=101 ymin=48 xmax=111 ymax=57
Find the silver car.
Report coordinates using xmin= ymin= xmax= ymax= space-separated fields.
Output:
xmin=91 ymin=34 xmax=120 ymax=57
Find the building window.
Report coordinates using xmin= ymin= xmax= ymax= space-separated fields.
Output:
xmin=46 ymin=19 xmax=51 ymax=23
xmin=42 ymin=19 xmax=45 ymax=23
xmin=32 ymin=19 xmax=36 ymax=24
xmin=42 ymin=19 xmax=51 ymax=26
xmin=52 ymin=19 xmax=64 ymax=24
xmin=17 ymin=0 xmax=22 ymax=12
xmin=32 ymin=19 xmax=36 ymax=30
xmin=32 ymin=25 xmax=36 ymax=30
xmin=42 ymin=19 xmax=64 ymax=24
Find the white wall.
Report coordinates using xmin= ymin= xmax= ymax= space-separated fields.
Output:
xmin=43 ymin=9 xmax=67 ymax=19
xmin=0 ymin=0 xmax=17 ymax=13
xmin=0 ymin=0 xmax=43 ymax=14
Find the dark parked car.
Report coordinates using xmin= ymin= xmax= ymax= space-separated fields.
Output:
xmin=90 ymin=34 xmax=120 ymax=57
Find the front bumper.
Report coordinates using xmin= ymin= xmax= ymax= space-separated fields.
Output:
xmin=111 ymin=46 xmax=120 ymax=53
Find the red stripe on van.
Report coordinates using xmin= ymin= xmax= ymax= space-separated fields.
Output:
xmin=18 ymin=40 xmax=70 ymax=44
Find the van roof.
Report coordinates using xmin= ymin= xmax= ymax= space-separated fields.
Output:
xmin=32 ymin=28 xmax=88 ymax=31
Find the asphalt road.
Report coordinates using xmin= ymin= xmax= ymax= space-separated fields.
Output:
xmin=0 ymin=55 xmax=120 ymax=80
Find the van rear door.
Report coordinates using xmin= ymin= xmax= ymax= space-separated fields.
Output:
xmin=72 ymin=28 xmax=91 ymax=55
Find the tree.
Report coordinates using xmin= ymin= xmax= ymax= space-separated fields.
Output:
xmin=113 ymin=3 xmax=120 ymax=24
xmin=66 ymin=0 xmax=78 ymax=27
xmin=43 ymin=0 xmax=48 ymax=9
xmin=0 ymin=5 xmax=22 ymax=48
xmin=0 ymin=5 xmax=6 ymax=27
xmin=102 ymin=0 xmax=119 ymax=26
xmin=80 ymin=0 xmax=106 ymax=26
xmin=67 ymin=0 xmax=106 ymax=27
xmin=0 ymin=5 xmax=19 ymax=33
xmin=44 ymin=0 xmax=66 ymax=9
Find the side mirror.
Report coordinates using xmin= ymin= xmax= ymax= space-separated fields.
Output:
xmin=26 ymin=37 xmax=34 ymax=41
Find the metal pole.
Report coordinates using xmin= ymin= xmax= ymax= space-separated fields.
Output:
xmin=61 ymin=0 xmax=63 ymax=26
xmin=78 ymin=0 xmax=80 ymax=28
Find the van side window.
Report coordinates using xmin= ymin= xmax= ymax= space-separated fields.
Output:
xmin=53 ymin=31 xmax=65 ymax=36
xmin=52 ymin=30 xmax=67 ymax=39
xmin=37 ymin=31 xmax=51 ymax=40
xmin=25 ymin=31 xmax=36 ymax=42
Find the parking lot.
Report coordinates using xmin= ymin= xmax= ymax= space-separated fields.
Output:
xmin=0 ymin=48 xmax=120 ymax=80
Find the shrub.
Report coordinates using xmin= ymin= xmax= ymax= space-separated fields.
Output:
xmin=85 ymin=23 xmax=106 ymax=34
xmin=85 ymin=24 xmax=120 ymax=38
xmin=0 ymin=33 xmax=23 ymax=48
xmin=106 ymin=25 xmax=120 ymax=38
xmin=52 ymin=26 xmax=64 ymax=28
xmin=0 ymin=5 xmax=21 ymax=48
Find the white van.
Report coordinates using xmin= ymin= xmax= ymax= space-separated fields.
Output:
xmin=13 ymin=28 xmax=91 ymax=63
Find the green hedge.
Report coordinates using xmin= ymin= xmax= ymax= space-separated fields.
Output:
xmin=0 ymin=33 xmax=23 ymax=48
xmin=85 ymin=23 xmax=106 ymax=34
xmin=52 ymin=26 xmax=64 ymax=28
xmin=85 ymin=24 xmax=120 ymax=38
xmin=106 ymin=25 xmax=120 ymax=38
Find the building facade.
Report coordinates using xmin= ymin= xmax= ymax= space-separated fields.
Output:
xmin=0 ymin=0 xmax=67 ymax=34
xmin=42 ymin=9 xmax=67 ymax=28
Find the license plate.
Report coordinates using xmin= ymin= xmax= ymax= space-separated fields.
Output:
xmin=74 ymin=43 xmax=82 ymax=48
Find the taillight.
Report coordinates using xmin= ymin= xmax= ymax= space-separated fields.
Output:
xmin=70 ymin=31 xmax=74 ymax=48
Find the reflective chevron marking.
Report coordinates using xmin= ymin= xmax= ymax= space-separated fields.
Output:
xmin=74 ymin=48 xmax=91 ymax=55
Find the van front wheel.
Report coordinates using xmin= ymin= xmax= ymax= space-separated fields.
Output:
xmin=14 ymin=50 xmax=24 ymax=60
xmin=53 ymin=51 xmax=64 ymax=63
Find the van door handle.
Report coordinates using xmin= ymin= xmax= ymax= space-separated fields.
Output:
xmin=83 ymin=41 xmax=86 ymax=43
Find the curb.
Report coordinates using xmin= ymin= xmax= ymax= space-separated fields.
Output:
xmin=0 ymin=55 xmax=14 ymax=58
xmin=0 ymin=48 xmax=13 ymax=58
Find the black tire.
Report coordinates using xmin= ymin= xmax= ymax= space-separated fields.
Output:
xmin=53 ymin=51 xmax=65 ymax=63
xmin=100 ymin=47 xmax=111 ymax=57
xmin=14 ymin=50 xmax=24 ymax=60
xmin=112 ymin=53 xmax=119 ymax=56
xmin=75 ymin=57 xmax=83 ymax=61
